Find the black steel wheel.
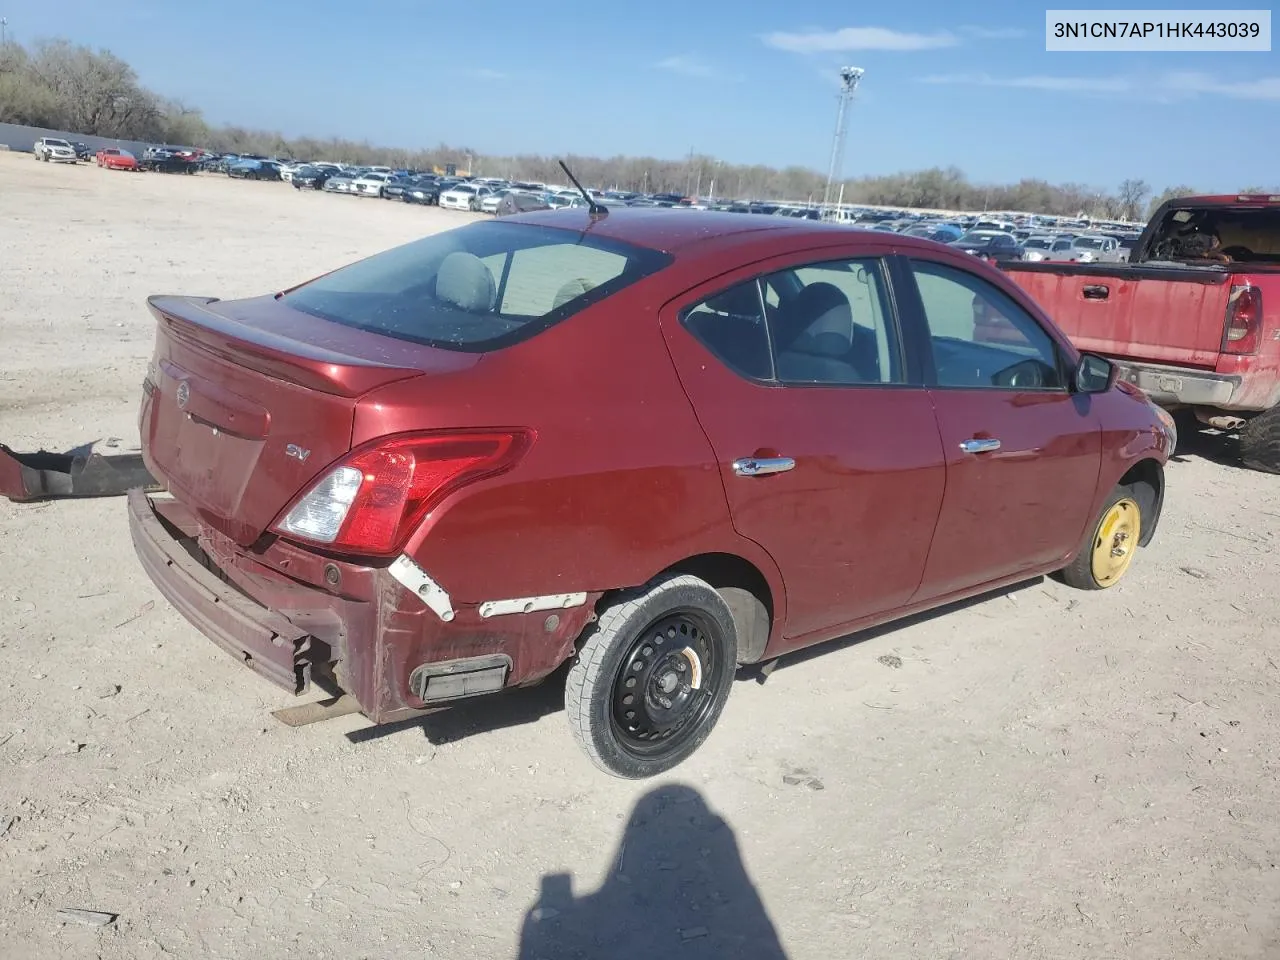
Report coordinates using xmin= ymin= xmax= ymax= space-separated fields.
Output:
xmin=566 ymin=574 xmax=738 ymax=778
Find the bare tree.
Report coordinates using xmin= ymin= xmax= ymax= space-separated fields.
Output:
xmin=1146 ymin=185 xmax=1199 ymax=218
xmin=1117 ymin=179 xmax=1152 ymax=221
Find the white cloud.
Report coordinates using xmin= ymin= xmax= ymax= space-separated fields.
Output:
xmin=917 ymin=71 xmax=1280 ymax=101
xmin=1162 ymin=71 xmax=1280 ymax=100
xmin=762 ymin=26 xmax=959 ymax=53
xmin=653 ymin=55 xmax=716 ymax=77
xmin=918 ymin=72 xmax=1132 ymax=93
xmin=959 ymin=25 xmax=1027 ymax=40
xmin=652 ymin=55 xmax=741 ymax=81
xmin=463 ymin=68 xmax=506 ymax=81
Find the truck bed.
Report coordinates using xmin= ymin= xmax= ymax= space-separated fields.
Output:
xmin=998 ymin=260 xmax=1236 ymax=369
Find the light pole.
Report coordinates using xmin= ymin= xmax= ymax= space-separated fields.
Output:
xmin=820 ymin=66 xmax=864 ymax=220
xmin=1 ymin=19 xmax=8 ymax=45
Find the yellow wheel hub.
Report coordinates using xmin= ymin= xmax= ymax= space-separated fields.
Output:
xmin=1090 ymin=497 xmax=1141 ymax=586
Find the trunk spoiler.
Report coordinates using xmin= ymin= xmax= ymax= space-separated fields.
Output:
xmin=0 ymin=441 xmax=162 ymax=502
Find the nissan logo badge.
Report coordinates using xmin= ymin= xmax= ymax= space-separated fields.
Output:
xmin=176 ymin=380 xmax=190 ymax=408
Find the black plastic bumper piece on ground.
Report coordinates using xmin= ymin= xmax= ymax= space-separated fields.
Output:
xmin=0 ymin=443 xmax=162 ymax=502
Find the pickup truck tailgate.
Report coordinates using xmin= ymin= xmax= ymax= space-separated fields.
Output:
xmin=1002 ymin=263 xmax=1233 ymax=368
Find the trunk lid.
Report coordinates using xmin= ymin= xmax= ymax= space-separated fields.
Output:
xmin=141 ymin=294 xmax=478 ymax=545
xmin=1001 ymin=263 xmax=1234 ymax=368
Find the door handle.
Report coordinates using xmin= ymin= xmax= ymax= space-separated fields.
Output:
xmin=1082 ymin=284 xmax=1110 ymax=300
xmin=732 ymin=456 xmax=795 ymax=477
xmin=959 ymin=438 xmax=1001 ymax=454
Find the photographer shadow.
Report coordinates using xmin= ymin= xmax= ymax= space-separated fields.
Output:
xmin=517 ymin=783 xmax=788 ymax=960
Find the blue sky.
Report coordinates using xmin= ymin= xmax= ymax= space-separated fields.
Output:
xmin=6 ymin=0 xmax=1279 ymax=191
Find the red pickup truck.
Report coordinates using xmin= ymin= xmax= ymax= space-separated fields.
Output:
xmin=997 ymin=194 xmax=1280 ymax=473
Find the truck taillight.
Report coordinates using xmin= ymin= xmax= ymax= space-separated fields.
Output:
xmin=272 ymin=429 xmax=534 ymax=557
xmin=1222 ymin=284 xmax=1263 ymax=355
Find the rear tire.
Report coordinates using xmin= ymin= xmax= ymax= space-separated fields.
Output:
xmin=1240 ymin=405 xmax=1280 ymax=474
xmin=565 ymin=574 xmax=737 ymax=779
xmin=1059 ymin=484 xmax=1143 ymax=590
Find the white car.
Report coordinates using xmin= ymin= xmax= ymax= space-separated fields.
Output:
xmin=350 ymin=172 xmax=391 ymax=197
xmin=34 ymin=137 xmax=78 ymax=163
xmin=480 ymin=189 xmax=526 ymax=214
xmin=439 ymin=183 xmax=494 ymax=211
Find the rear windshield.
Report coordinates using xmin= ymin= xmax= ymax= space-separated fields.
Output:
xmin=282 ymin=220 xmax=673 ymax=351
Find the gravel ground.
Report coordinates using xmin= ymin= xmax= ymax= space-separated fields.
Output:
xmin=1 ymin=152 xmax=1278 ymax=960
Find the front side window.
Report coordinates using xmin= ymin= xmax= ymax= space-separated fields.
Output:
xmin=284 ymin=220 xmax=672 ymax=351
xmin=908 ymin=260 xmax=1065 ymax=391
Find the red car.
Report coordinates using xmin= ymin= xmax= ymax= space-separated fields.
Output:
xmin=97 ymin=147 xmax=140 ymax=171
xmin=129 ymin=209 xmax=1175 ymax=778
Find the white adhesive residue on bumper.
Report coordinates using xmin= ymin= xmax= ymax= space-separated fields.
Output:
xmin=389 ymin=555 xmax=455 ymax=622
xmin=478 ymin=593 xmax=587 ymax=619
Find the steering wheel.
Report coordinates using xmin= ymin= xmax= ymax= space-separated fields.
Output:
xmin=994 ymin=358 xmax=1047 ymax=389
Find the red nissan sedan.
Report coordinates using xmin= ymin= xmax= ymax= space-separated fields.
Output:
xmin=129 ymin=208 xmax=1175 ymax=778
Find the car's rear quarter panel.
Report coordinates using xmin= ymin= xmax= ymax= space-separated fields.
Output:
xmin=350 ymin=273 xmax=785 ymax=613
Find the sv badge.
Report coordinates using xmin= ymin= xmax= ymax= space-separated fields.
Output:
xmin=284 ymin=443 xmax=311 ymax=463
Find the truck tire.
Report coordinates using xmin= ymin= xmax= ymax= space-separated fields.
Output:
xmin=565 ymin=573 xmax=737 ymax=779
xmin=1240 ymin=405 xmax=1280 ymax=474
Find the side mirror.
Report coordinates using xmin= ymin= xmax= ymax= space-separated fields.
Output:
xmin=1074 ymin=352 xmax=1117 ymax=394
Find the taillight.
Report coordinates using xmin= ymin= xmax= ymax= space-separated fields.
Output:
xmin=1222 ymin=284 xmax=1263 ymax=355
xmin=273 ymin=429 xmax=533 ymax=556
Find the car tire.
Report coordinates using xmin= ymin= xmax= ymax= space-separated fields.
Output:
xmin=565 ymin=573 xmax=737 ymax=779
xmin=1059 ymin=484 xmax=1143 ymax=590
xmin=1240 ymin=404 xmax=1280 ymax=474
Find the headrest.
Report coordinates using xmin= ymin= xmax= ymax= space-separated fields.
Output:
xmin=552 ymin=277 xmax=595 ymax=310
xmin=435 ymin=252 xmax=496 ymax=312
xmin=776 ymin=281 xmax=851 ymax=350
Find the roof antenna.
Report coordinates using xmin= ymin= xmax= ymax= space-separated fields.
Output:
xmin=559 ymin=159 xmax=607 ymax=218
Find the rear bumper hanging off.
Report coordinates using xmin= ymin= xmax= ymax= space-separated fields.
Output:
xmin=0 ymin=442 xmax=162 ymax=502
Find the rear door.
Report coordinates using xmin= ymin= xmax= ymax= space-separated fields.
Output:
xmin=659 ymin=251 xmax=946 ymax=647
xmin=895 ymin=255 xmax=1103 ymax=602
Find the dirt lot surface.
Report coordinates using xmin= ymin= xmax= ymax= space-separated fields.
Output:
xmin=1 ymin=152 xmax=1279 ymax=960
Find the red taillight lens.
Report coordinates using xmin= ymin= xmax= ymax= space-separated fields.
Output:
xmin=1222 ymin=284 xmax=1263 ymax=355
xmin=273 ymin=429 xmax=532 ymax=557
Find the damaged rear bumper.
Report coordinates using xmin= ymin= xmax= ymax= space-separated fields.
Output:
xmin=127 ymin=489 xmax=319 ymax=694
xmin=126 ymin=490 xmax=599 ymax=723
xmin=1 ymin=442 xmax=161 ymax=502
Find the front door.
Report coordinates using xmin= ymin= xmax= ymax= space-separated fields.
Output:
xmin=659 ymin=253 xmax=947 ymax=647
xmin=897 ymin=256 xmax=1103 ymax=602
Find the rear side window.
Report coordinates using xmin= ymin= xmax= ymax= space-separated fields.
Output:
xmin=282 ymin=220 xmax=672 ymax=351
xmin=680 ymin=257 xmax=904 ymax=386
xmin=682 ymin=282 xmax=773 ymax=380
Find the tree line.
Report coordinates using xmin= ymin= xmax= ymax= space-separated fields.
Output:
xmin=2 ymin=37 xmax=1274 ymax=219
